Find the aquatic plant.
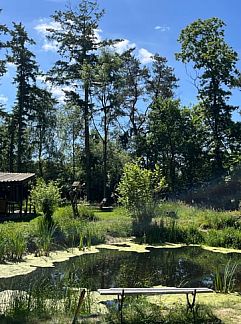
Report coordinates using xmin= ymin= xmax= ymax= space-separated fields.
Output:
xmin=0 ymin=223 xmax=27 ymax=261
xmin=34 ymin=217 xmax=56 ymax=256
xmin=7 ymin=230 xmax=27 ymax=260
xmin=0 ymin=229 xmax=7 ymax=262
xmin=214 ymin=259 xmax=238 ymax=293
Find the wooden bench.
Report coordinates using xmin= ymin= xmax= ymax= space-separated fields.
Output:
xmin=98 ymin=287 xmax=213 ymax=321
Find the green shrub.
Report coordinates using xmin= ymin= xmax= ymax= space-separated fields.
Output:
xmin=182 ymin=225 xmax=204 ymax=245
xmin=204 ymin=227 xmax=241 ymax=249
xmin=78 ymin=204 xmax=97 ymax=221
xmin=118 ymin=162 xmax=165 ymax=213
xmin=117 ymin=162 xmax=165 ymax=236
xmin=30 ymin=178 xmax=61 ymax=217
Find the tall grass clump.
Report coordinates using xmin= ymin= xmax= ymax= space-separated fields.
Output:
xmin=6 ymin=230 xmax=27 ymax=260
xmin=34 ymin=217 xmax=56 ymax=256
xmin=104 ymin=297 xmax=221 ymax=323
xmin=214 ymin=260 xmax=238 ymax=293
xmin=138 ymin=217 xmax=203 ymax=245
xmin=201 ymin=211 xmax=241 ymax=230
xmin=0 ymin=223 xmax=27 ymax=261
xmin=0 ymin=277 xmax=95 ymax=323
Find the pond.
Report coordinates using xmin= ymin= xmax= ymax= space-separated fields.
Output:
xmin=1 ymin=246 xmax=241 ymax=293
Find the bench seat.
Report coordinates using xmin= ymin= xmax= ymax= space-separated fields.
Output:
xmin=98 ymin=287 xmax=213 ymax=296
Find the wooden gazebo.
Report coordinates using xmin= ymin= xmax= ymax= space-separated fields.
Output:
xmin=0 ymin=172 xmax=35 ymax=218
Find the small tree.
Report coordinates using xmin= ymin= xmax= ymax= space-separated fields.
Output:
xmin=117 ymin=161 xmax=165 ymax=234
xmin=30 ymin=178 xmax=61 ymax=227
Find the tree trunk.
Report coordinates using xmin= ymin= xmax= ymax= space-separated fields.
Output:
xmin=38 ymin=126 xmax=43 ymax=177
xmin=84 ymin=83 xmax=91 ymax=201
xmin=72 ymin=124 xmax=75 ymax=181
xmin=103 ymin=108 xmax=108 ymax=198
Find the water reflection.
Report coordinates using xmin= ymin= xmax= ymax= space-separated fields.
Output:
xmin=1 ymin=246 xmax=241 ymax=293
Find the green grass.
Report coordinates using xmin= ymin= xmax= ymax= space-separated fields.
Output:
xmin=152 ymin=201 xmax=241 ymax=249
xmin=1 ymin=200 xmax=241 ymax=262
xmin=1 ymin=202 xmax=241 ymax=322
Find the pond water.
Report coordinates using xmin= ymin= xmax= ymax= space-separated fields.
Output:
xmin=1 ymin=246 xmax=241 ymax=293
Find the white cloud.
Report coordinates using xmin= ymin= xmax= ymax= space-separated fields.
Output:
xmin=34 ymin=19 xmax=61 ymax=52
xmin=112 ymin=39 xmax=136 ymax=54
xmin=0 ymin=94 xmax=8 ymax=104
xmin=34 ymin=19 xmax=61 ymax=35
xmin=154 ymin=25 xmax=170 ymax=32
xmin=138 ymin=48 xmax=154 ymax=64
xmin=94 ymin=29 xmax=102 ymax=43
xmin=6 ymin=62 xmax=16 ymax=69
xmin=42 ymin=41 xmax=58 ymax=52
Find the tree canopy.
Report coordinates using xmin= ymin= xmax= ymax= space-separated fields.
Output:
xmin=0 ymin=3 xmax=241 ymax=202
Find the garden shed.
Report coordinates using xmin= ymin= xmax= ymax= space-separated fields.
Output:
xmin=0 ymin=172 xmax=35 ymax=218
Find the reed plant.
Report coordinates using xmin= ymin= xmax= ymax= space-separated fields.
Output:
xmin=0 ymin=224 xmax=27 ymax=261
xmin=0 ymin=229 xmax=6 ymax=262
xmin=34 ymin=217 xmax=56 ymax=256
xmin=214 ymin=260 xmax=238 ymax=293
xmin=7 ymin=230 xmax=27 ymax=260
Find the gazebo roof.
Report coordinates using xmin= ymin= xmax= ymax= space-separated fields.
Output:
xmin=0 ymin=172 xmax=35 ymax=183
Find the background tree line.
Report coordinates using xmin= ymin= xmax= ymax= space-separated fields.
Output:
xmin=1 ymin=1 xmax=241 ymax=202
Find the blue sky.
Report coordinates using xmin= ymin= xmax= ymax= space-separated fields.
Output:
xmin=1 ymin=0 xmax=241 ymax=116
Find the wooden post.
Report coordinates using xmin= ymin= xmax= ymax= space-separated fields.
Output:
xmin=72 ymin=289 xmax=86 ymax=324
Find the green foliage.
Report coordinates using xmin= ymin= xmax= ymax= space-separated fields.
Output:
xmin=204 ymin=227 xmax=241 ymax=249
xmin=0 ymin=222 xmax=28 ymax=261
xmin=34 ymin=217 xmax=56 ymax=256
xmin=30 ymin=178 xmax=61 ymax=216
xmin=147 ymin=98 xmax=186 ymax=191
xmin=176 ymin=17 xmax=240 ymax=174
xmin=117 ymin=161 xmax=165 ymax=219
xmin=214 ymin=260 xmax=238 ymax=293
xmin=104 ymin=297 xmax=220 ymax=323
xmin=7 ymin=230 xmax=27 ymax=261
xmin=78 ymin=203 xmax=97 ymax=221
xmin=139 ymin=218 xmax=203 ymax=245
xmin=1 ymin=278 xmax=93 ymax=323
xmin=183 ymin=225 xmax=204 ymax=245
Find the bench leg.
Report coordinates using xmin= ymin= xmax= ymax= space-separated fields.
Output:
xmin=117 ymin=289 xmax=125 ymax=324
xmin=186 ymin=289 xmax=196 ymax=311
